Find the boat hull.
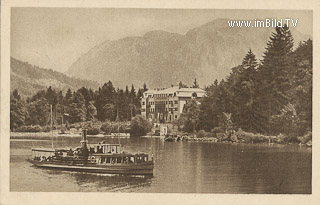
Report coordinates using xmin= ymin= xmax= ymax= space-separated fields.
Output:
xmin=27 ymin=159 xmax=154 ymax=175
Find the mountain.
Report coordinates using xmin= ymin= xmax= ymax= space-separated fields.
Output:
xmin=11 ymin=57 xmax=99 ymax=98
xmin=66 ymin=18 xmax=310 ymax=88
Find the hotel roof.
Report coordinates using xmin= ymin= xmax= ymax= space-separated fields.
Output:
xmin=143 ymin=86 xmax=206 ymax=97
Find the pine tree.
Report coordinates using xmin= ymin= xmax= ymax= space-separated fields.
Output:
xmin=96 ymin=81 xmax=115 ymax=121
xmin=192 ymin=78 xmax=200 ymax=88
xmin=231 ymin=49 xmax=259 ymax=132
xmin=255 ymin=25 xmax=294 ymax=134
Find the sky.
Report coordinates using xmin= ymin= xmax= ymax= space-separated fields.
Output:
xmin=11 ymin=8 xmax=312 ymax=73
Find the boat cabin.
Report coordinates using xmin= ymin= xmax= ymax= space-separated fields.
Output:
xmin=31 ymin=148 xmax=56 ymax=160
xmin=88 ymin=143 xmax=121 ymax=154
xmin=89 ymin=153 xmax=150 ymax=165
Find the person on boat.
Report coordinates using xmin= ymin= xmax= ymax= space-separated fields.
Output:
xmin=68 ymin=149 xmax=73 ymax=156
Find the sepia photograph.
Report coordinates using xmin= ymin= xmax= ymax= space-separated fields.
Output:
xmin=1 ymin=0 xmax=320 ymax=204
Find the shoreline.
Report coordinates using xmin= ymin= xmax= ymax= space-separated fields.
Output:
xmin=10 ymin=132 xmax=311 ymax=148
xmin=10 ymin=132 xmax=130 ymax=139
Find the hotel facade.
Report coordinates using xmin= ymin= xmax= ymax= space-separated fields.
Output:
xmin=141 ymin=86 xmax=205 ymax=123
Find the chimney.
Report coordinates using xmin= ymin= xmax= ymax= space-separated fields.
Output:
xmin=81 ymin=129 xmax=88 ymax=149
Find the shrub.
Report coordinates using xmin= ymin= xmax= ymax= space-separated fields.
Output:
xmin=252 ymin=133 xmax=268 ymax=143
xmin=16 ymin=125 xmax=42 ymax=132
xmin=205 ymin=132 xmax=215 ymax=138
xmin=230 ymin=135 xmax=238 ymax=142
xmin=197 ymin=130 xmax=207 ymax=138
xmin=41 ymin=125 xmax=51 ymax=132
xmin=211 ymin=127 xmax=224 ymax=137
xmin=100 ymin=121 xmax=112 ymax=134
xmin=298 ymin=131 xmax=312 ymax=144
xmin=130 ymin=115 xmax=152 ymax=136
xmin=216 ymin=133 xmax=228 ymax=142
xmin=275 ymin=133 xmax=299 ymax=144
xmin=233 ymin=129 xmax=270 ymax=143
xmin=87 ymin=127 xmax=100 ymax=135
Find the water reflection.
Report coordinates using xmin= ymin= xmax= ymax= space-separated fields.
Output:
xmin=10 ymin=137 xmax=311 ymax=193
xmin=71 ymin=173 xmax=152 ymax=192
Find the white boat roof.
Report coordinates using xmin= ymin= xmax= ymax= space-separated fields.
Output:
xmin=31 ymin=148 xmax=56 ymax=152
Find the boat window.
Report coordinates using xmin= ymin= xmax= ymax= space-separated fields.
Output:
xmin=106 ymin=157 xmax=111 ymax=163
xmin=136 ymin=156 xmax=141 ymax=163
xmin=130 ymin=157 xmax=134 ymax=163
xmin=117 ymin=157 xmax=122 ymax=163
xmin=144 ymin=157 xmax=148 ymax=162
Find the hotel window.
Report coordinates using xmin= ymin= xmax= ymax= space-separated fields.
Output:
xmin=174 ymin=101 xmax=178 ymax=104
xmin=175 ymin=115 xmax=178 ymax=119
xmin=142 ymin=102 xmax=145 ymax=105
xmin=174 ymin=108 xmax=178 ymax=111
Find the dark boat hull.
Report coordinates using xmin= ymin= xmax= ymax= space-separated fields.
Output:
xmin=27 ymin=159 xmax=154 ymax=175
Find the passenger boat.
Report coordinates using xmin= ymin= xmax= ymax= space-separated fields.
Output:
xmin=27 ymin=128 xmax=154 ymax=175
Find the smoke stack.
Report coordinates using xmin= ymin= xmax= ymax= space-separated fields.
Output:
xmin=81 ymin=129 xmax=88 ymax=149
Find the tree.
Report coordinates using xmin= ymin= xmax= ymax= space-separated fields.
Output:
xmin=27 ymin=97 xmax=50 ymax=126
xmin=180 ymin=99 xmax=200 ymax=133
xmin=66 ymin=91 xmax=86 ymax=123
xmin=192 ymin=78 xmax=200 ymax=88
xmin=96 ymin=81 xmax=115 ymax=121
xmin=86 ymin=101 xmax=97 ymax=121
xmin=289 ymin=39 xmax=312 ymax=135
xmin=255 ymin=25 xmax=294 ymax=134
xmin=230 ymin=49 xmax=259 ymax=132
xmin=178 ymin=81 xmax=188 ymax=88
xmin=142 ymin=83 xmax=148 ymax=92
xmin=10 ymin=90 xmax=28 ymax=130
xmin=130 ymin=115 xmax=152 ymax=136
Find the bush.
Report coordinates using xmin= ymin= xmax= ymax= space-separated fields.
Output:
xmin=16 ymin=125 xmax=42 ymax=132
xmin=230 ymin=135 xmax=238 ymax=142
xmin=197 ymin=130 xmax=207 ymax=138
xmin=100 ymin=121 xmax=112 ymax=134
xmin=233 ymin=129 xmax=269 ymax=143
xmin=298 ymin=131 xmax=312 ymax=144
xmin=130 ymin=115 xmax=152 ymax=136
xmin=87 ymin=127 xmax=100 ymax=135
xmin=275 ymin=133 xmax=299 ymax=144
xmin=205 ymin=132 xmax=215 ymax=138
xmin=211 ymin=127 xmax=224 ymax=137
xmin=216 ymin=133 xmax=228 ymax=142
xmin=252 ymin=133 xmax=268 ymax=143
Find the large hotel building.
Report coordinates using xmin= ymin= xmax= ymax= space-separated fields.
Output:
xmin=141 ymin=86 xmax=205 ymax=123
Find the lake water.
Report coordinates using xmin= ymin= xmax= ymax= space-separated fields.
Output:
xmin=10 ymin=136 xmax=312 ymax=193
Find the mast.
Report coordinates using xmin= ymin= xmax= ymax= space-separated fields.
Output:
xmin=51 ymin=104 xmax=53 ymax=148
xmin=116 ymin=107 xmax=120 ymax=143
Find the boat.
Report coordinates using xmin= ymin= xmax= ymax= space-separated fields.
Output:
xmin=27 ymin=105 xmax=154 ymax=175
xmin=27 ymin=129 xmax=154 ymax=175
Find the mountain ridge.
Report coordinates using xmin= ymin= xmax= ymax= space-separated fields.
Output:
xmin=11 ymin=57 xmax=99 ymax=98
xmin=66 ymin=18 xmax=311 ymax=89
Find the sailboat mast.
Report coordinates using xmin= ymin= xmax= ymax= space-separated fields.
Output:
xmin=51 ymin=104 xmax=53 ymax=148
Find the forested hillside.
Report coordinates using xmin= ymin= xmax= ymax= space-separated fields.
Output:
xmin=11 ymin=57 xmax=99 ymax=98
